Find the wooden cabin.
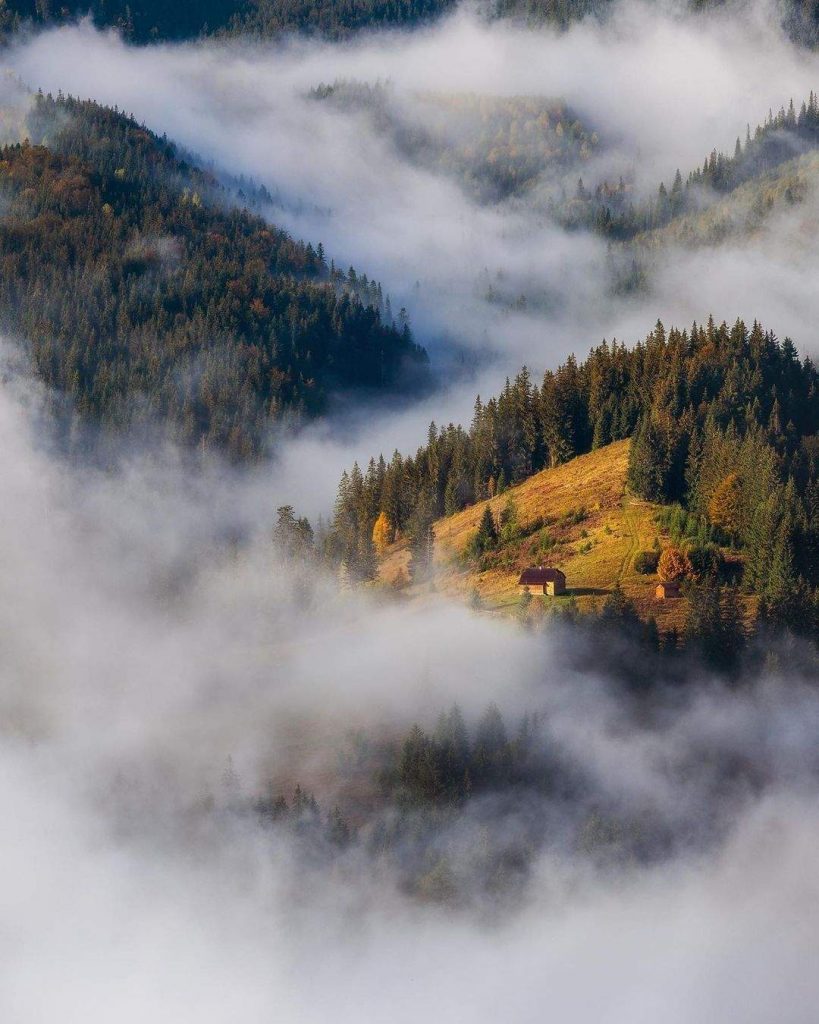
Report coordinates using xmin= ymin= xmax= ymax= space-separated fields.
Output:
xmin=518 ymin=566 xmax=566 ymax=597
xmin=655 ymin=580 xmax=681 ymax=601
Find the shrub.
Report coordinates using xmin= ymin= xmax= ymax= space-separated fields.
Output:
xmin=530 ymin=531 xmax=555 ymax=557
xmin=633 ymin=549 xmax=659 ymax=574
xmin=562 ymin=506 xmax=588 ymax=526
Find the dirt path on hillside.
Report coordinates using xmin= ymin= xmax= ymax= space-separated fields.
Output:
xmin=616 ymin=499 xmax=642 ymax=586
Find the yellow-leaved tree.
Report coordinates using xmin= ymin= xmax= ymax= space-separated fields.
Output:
xmin=708 ymin=472 xmax=743 ymax=541
xmin=372 ymin=511 xmax=394 ymax=556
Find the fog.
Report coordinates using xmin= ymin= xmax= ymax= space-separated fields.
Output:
xmin=3 ymin=343 xmax=819 ymax=1022
xmin=2 ymin=4 xmax=819 ymax=1018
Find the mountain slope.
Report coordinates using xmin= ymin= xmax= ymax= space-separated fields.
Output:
xmin=380 ymin=439 xmax=685 ymax=627
xmin=379 ymin=439 xmax=755 ymax=633
xmin=329 ymin=315 xmax=816 ymax=641
xmin=633 ymin=150 xmax=819 ymax=251
xmin=558 ymin=94 xmax=819 ymax=242
xmin=311 ymin=84 xmax=599 ymax=203
xmin=0 ymin=93 xmax=426 ymax=457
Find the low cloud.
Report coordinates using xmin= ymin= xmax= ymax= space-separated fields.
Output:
xmin=2 ymin=346 xmax=819 ymax=1021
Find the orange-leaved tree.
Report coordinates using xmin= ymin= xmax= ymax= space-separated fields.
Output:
xmin=657 ymin=546 xmax=692 ymax=582
xmin=372 ymin=511 xmax=394 ymax=556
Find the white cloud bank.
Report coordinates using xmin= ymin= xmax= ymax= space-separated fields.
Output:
xmin=1 ymin=347 xmax=819 ymax=1022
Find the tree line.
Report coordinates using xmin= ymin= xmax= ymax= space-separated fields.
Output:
xmin=560 ymin=93 xmax=819 ymax=239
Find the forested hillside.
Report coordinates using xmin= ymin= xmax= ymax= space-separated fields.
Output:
xmin=233 ymin=0 xmax=455 ymax=39
xmin=3 ymin=0 xmax=819 ymax=45
xmin=328 ymin=317 xmax=819 ymax=637
xmin=0 ymin=93 xmax=426 ymax=457
xmin=315 ymin=85 xmax=819 ymax=240
xmin=311 ymin=83 xmax=598 ymax=203
xmin=0 ymin=0 xmax=243 ymax=41
xmin=560 ymin=94 xmax=819 ymax=238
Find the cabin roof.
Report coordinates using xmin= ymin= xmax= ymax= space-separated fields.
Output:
xmin=518 ymin=567 xmax=565 ymax=586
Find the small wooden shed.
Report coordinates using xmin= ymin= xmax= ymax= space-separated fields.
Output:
xmin=518 ymin=566 xmax=566 ymax=597
xmin=655 ymin=580 xmax=681 ymax=601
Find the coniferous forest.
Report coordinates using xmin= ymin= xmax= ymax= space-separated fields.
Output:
xmin=0 ymin=93 xmax=426 ymax=457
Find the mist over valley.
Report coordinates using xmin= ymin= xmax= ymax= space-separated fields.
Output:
xmin=2 ymin=3 xmax=819 ymax=1020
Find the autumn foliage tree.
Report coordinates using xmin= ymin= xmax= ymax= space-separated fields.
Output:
xmin=372 ymin=511 xmax=394 ymax=555
xmin=657 ymin=546 xmax=692 ymax=582
xmin=708 ymin=472 xmax=743 ymax=541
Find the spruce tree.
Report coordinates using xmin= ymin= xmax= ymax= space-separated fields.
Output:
xmin=475 ymin=504 xmax=499 ymax=554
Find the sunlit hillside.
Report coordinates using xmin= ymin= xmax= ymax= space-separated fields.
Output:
xmin=636 ymin=150 xmax=819 ymax=251
xmin=380 ymin=438 xmax=752 ymax=633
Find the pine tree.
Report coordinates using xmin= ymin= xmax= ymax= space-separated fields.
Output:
xmin=720 ymin=584 xmax=746 ymax=669
xmin=628 ymin=416 xmax=670 ymax=501
xmin=473 ymin=703 xmax=511 ymax=787
xmin=355 ymin=531 xmax=378 ymax=582
xmin=408 ymin=492 xmax=435 ymax=581
xmin=327 ymin=807 xmax=351 ymax=847
xmin=474 ymin=504 xmax=498 ymax=554
xmin=398 ymin=725 xmax=442 ymax=805
xmin=684 ymin=579 xmax=724 ymax=666
xmin=434 ymin=705 xmax=470 ymax=801
xmin=273 ymin=504 xmax=313 ymax=561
